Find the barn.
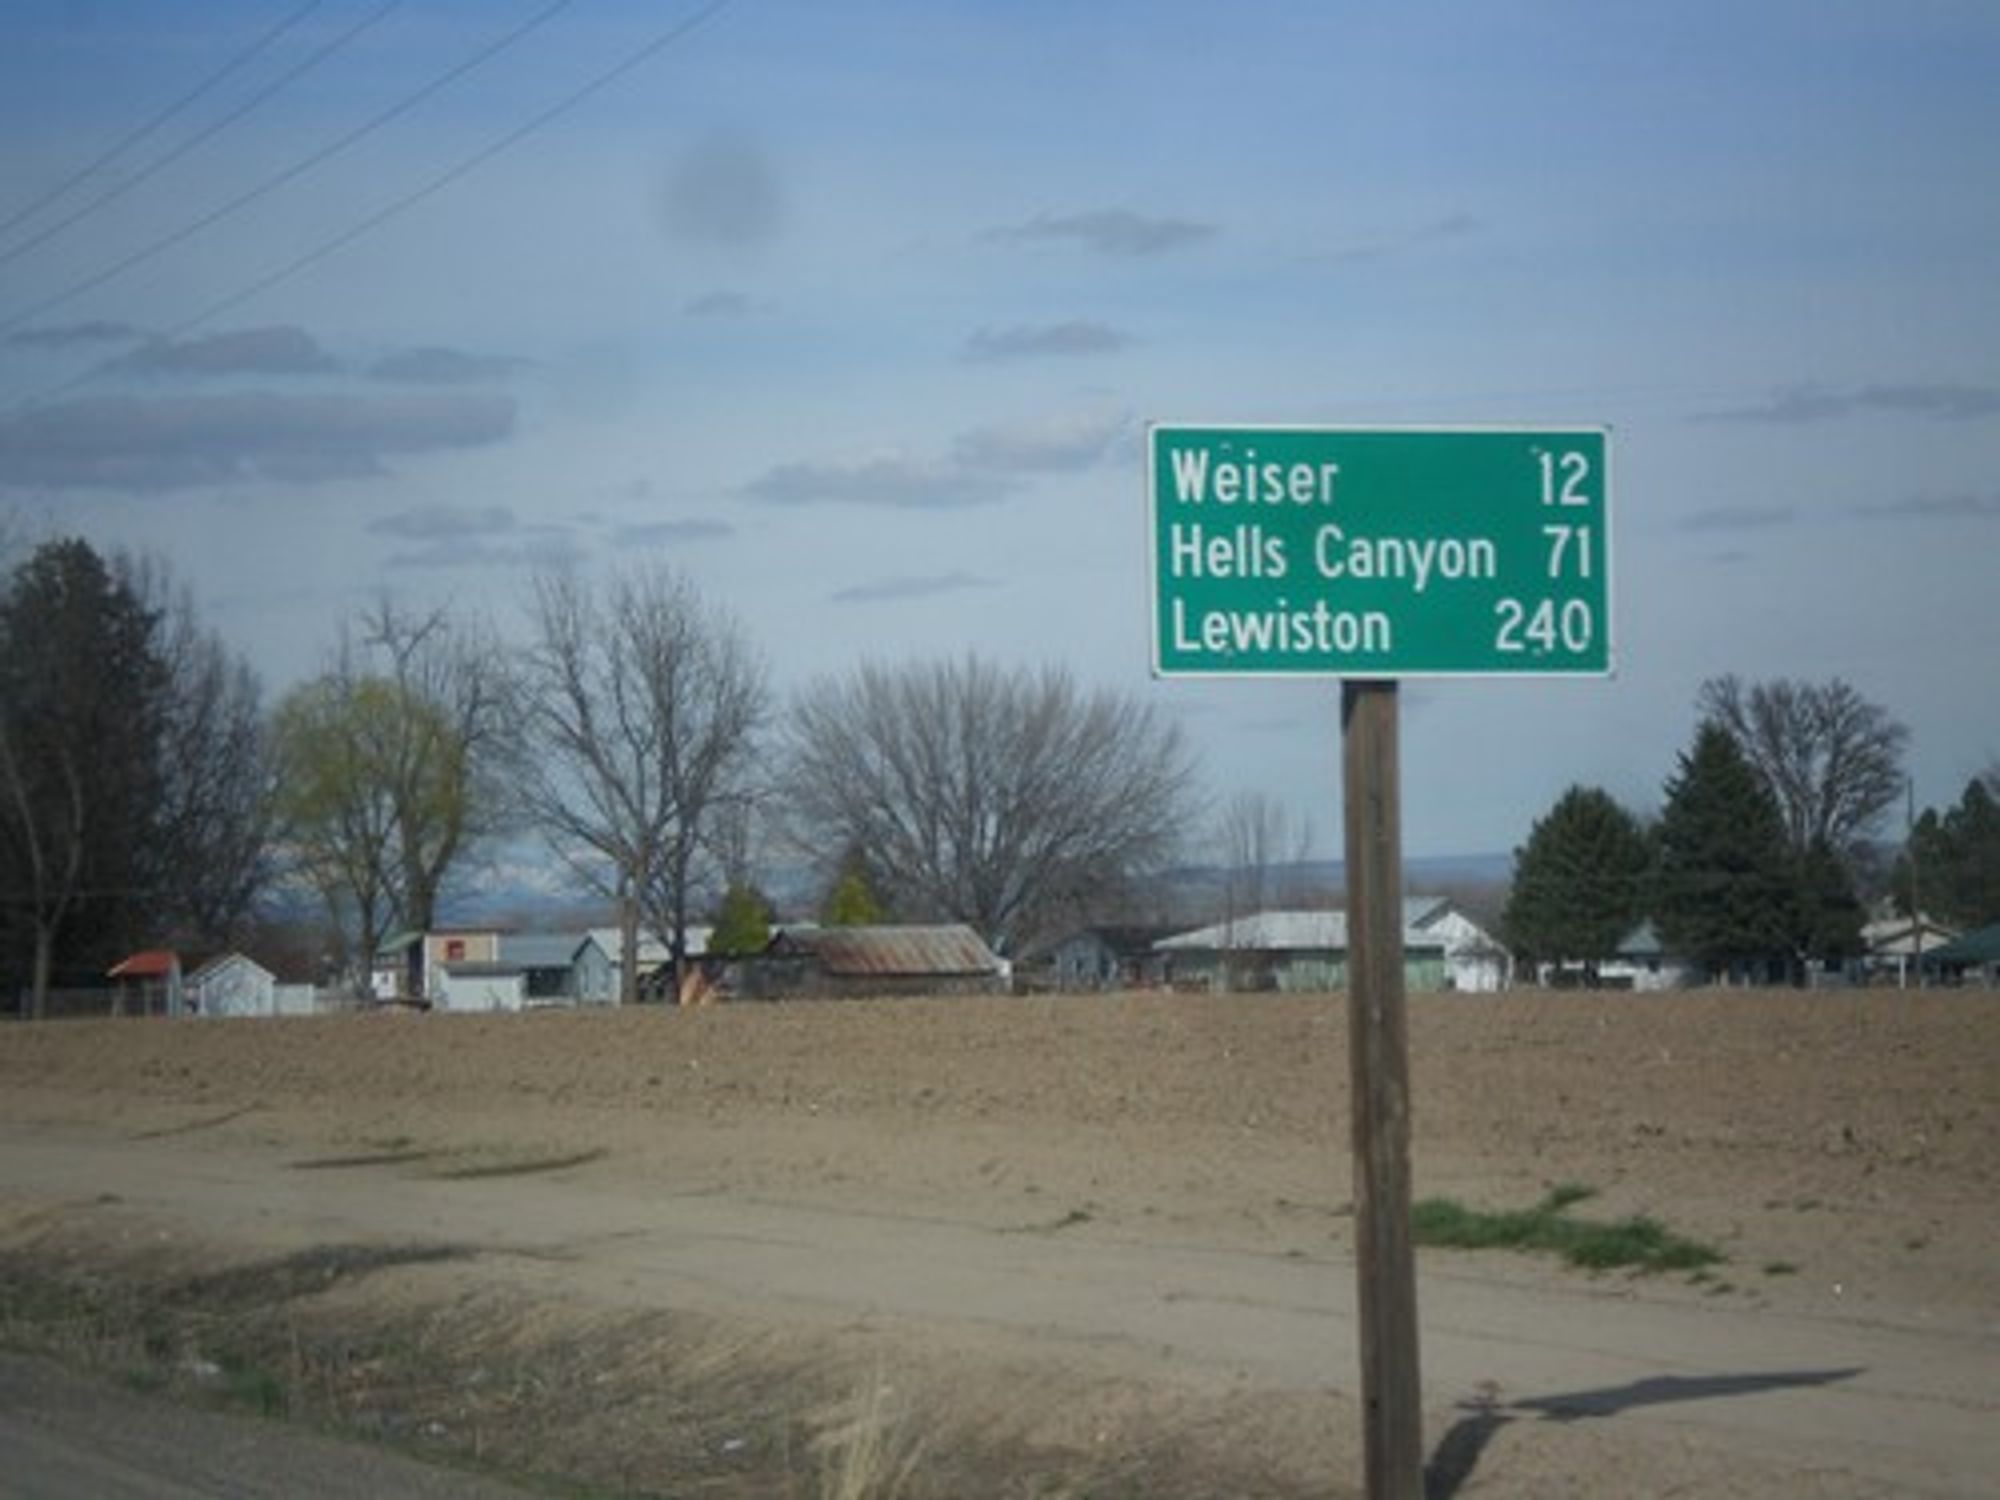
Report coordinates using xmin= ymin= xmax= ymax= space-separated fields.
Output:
xmin=733 ymin=924 xmax=1007 ymax=1000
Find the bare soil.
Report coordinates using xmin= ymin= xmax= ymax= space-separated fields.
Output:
xmin=1 ymin=989 xmax=1994 ymax=1497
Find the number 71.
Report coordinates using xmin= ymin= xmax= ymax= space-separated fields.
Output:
xmin=1542 ymin=523 xmax=1592 ymax=579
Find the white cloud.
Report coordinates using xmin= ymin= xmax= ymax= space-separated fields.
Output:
xmin=367 ymin=347 xmax=527 ymax=384
xmin=110 ymin=326 xmax=338 ymax=378
xmin=613 ymin=518 xmax=735 ymax=546
xmin=1307 ymin=212 xmax=1482 ymax=264
xmin=1696 ymin=382 xmax=2000 ymax=424
xmin=659 ymin=130 xmax=784 ymax=249
xmin=1681 ymin=505 xmax=1797 ymax=532
xmin=830 ymin=571 xmax=997 ymax=604
xmin=7 ymin=320 xmax=142 ymax=349
xmin=961 ymin=320 xmax=1134 ymax=361
xmin=983 ymin=209 xmax=1216 ymax=256
xmin=383 ymin=534 xmax=585 ymax=571
xmin=368 ymin=503 xmax=517 ymax=539
xmin=740 ymin=450 xmax=1015 ymax=509
xmin=1854 ymin=492 xmax=2000 ymax=522
xmin=0 ymin=391 xmax=516 ymax=491
xmin=683 ymin=290 xmax=767 ymax=319
xmin=953 ymin=407 xmax=1130 ymax=473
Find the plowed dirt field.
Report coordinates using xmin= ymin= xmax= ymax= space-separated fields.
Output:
xmin=2 ymin=989 xmax=1993 ymax=1496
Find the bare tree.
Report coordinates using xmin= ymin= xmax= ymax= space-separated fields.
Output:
xmin=355 ymin=599 xmax=511 ymax=933
xmin=783 ymin=656 xmax=1198 ymax=954
xmin=515 ymin=566 xmax=767 ymax=1001
xmin=124 ymin=556 xmax=271 ymax=946
xmin=1697 ymin=675 xmax=1908 ymax=865
xmin=1217 ymin=789 xmax=1313 ymax=919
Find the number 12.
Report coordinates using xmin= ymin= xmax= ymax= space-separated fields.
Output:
xmin=1538 ymin=449 xmax=1592 ymax=507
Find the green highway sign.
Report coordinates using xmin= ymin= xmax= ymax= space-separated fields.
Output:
xmin=1148 ymin=424 xmax=1612 ymax=678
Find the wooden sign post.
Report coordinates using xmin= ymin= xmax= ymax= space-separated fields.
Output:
xmin=1342 ymin=678 xmax=1423 ymax=1499
xmin=1148 ymin=424 xmax=1612 ymax=1499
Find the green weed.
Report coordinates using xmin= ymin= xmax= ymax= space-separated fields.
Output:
xmin=1411 ymin=1185 xmax=1723 ymax=1275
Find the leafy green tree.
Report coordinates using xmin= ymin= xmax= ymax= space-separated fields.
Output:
xmin=1502 ymin=785 xmax=1652 ymax=982
xmin=709 ymin=883 xmax=773 ymax=956
xmin=269 ymin=676 xmax=427 ymax=991
xmin=268 ymin=602 xmax=506 ymax=993
xmin=352 ymin=600 xmax=510 ymax=935
xmin=1654 ymin=723 xmax=1796 ymax=981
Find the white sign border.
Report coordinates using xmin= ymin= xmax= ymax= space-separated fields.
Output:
xmin=1145 ymin=421 xmax=1617 ymax=681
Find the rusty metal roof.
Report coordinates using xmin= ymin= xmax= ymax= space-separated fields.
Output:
xmin=778 ymin=924 xmax=1000 ymax=977
xmin=107 ymin=949 xmax=179 ymax=979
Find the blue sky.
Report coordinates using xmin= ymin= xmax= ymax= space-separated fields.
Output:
xmin=2 ymin=0 xmax=1995 ymax=862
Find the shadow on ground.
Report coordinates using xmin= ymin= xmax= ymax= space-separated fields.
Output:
xmin=1425 ymin=1367 xmax=1865 ymax=1499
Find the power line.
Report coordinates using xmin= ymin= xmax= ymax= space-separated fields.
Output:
xmin=0 ymin=0 xmax=577 ymax=342
xmin=5 ymin=0 xmax=740 ymax=414
xmin=0 ymin=0 xmax=383 ymax=271
xmin=173 ymin=0 xmax=740 ymax=341
xmin=0 ymin=0 xmax=328 ymax=248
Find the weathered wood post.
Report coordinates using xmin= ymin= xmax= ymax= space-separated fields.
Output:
xmin=1148 ymin=423 xmax=1609 ymax=1499
xmin=1342 ymin=678 xmax=1423 ymax=1499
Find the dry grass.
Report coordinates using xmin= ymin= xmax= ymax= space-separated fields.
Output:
xmin=815 ymin=1367 xmax=926 ymax=1500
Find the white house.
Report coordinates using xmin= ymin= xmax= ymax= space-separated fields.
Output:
xmin=1597 ymin=921 xmax=1700 ymax=992
xmin=185 ymin=952 xmax=277 ymax=1017
xmin=434 ymin=961 xmax=529 ymax=1012
xmin=580 ymin=924 xmax=710 ymax=1001
xmin=1154 ymin=898 xmax=1508 ymax=993
xmin=108 ymin=950 xmax=318 ymax=1017
xmin=434 ymin=932 xmax=599 ymax=1012
xmin=1044 ymin=926 xmax=1177 ymax=990
xmin=374 ymin=928 xmax=507 ymax=1002
xmin=1407 ymin=897 xmax=1512 ymax=992
xmin=1862 ymin=909 xmax=1960 ymax=987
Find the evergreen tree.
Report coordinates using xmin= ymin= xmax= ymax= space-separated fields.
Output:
xmin=709 ymin=883 xmax=773 ymax=956
xmin=1896 ymin=778 xmax=2000 ymax=928
xmin=1894 ymin=805 xmax=1944 ymax=920
xmin=1503 ymin=785 xmax=1651 ymax=982
xmin=1791 ymin=836 xmax=1866 ymax=968
xmin=0 ymin=540 xmax=168 ymax=1012
xmin=821 ymin=865 xmax=884 ymax=926
xmin=1654 ymin=723 xmax=1795 ymax=981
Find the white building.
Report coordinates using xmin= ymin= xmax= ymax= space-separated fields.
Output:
xmin=1155 ymin=898 xmax=1509 ymax=993
xmin=185 ymin=953 xmax=277 ymax=1017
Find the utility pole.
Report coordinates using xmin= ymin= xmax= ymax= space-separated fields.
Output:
xmin=1906 ymin=777 xmax=1922 ymax=989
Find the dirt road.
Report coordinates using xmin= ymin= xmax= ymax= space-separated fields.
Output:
xmin=1 ymin=991 xmax=1994 ymax=1496
xmin=0 ymin=1351 xmax=540 ymax=1499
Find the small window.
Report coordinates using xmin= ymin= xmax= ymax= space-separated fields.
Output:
xmin=446 ymin=938 xmax=466 ymax=961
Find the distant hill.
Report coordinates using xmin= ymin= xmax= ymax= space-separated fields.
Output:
xmin=1133 ymin=851 xmax=1513 ymax=932
xmin=420 ymin=849 xmax=1515 ymax=932
xmin=1159 ymin=851 xmax=1510 ymax=899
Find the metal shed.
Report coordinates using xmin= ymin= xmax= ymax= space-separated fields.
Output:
xmin=736 ymin=924 xmax=1006 ymax=999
